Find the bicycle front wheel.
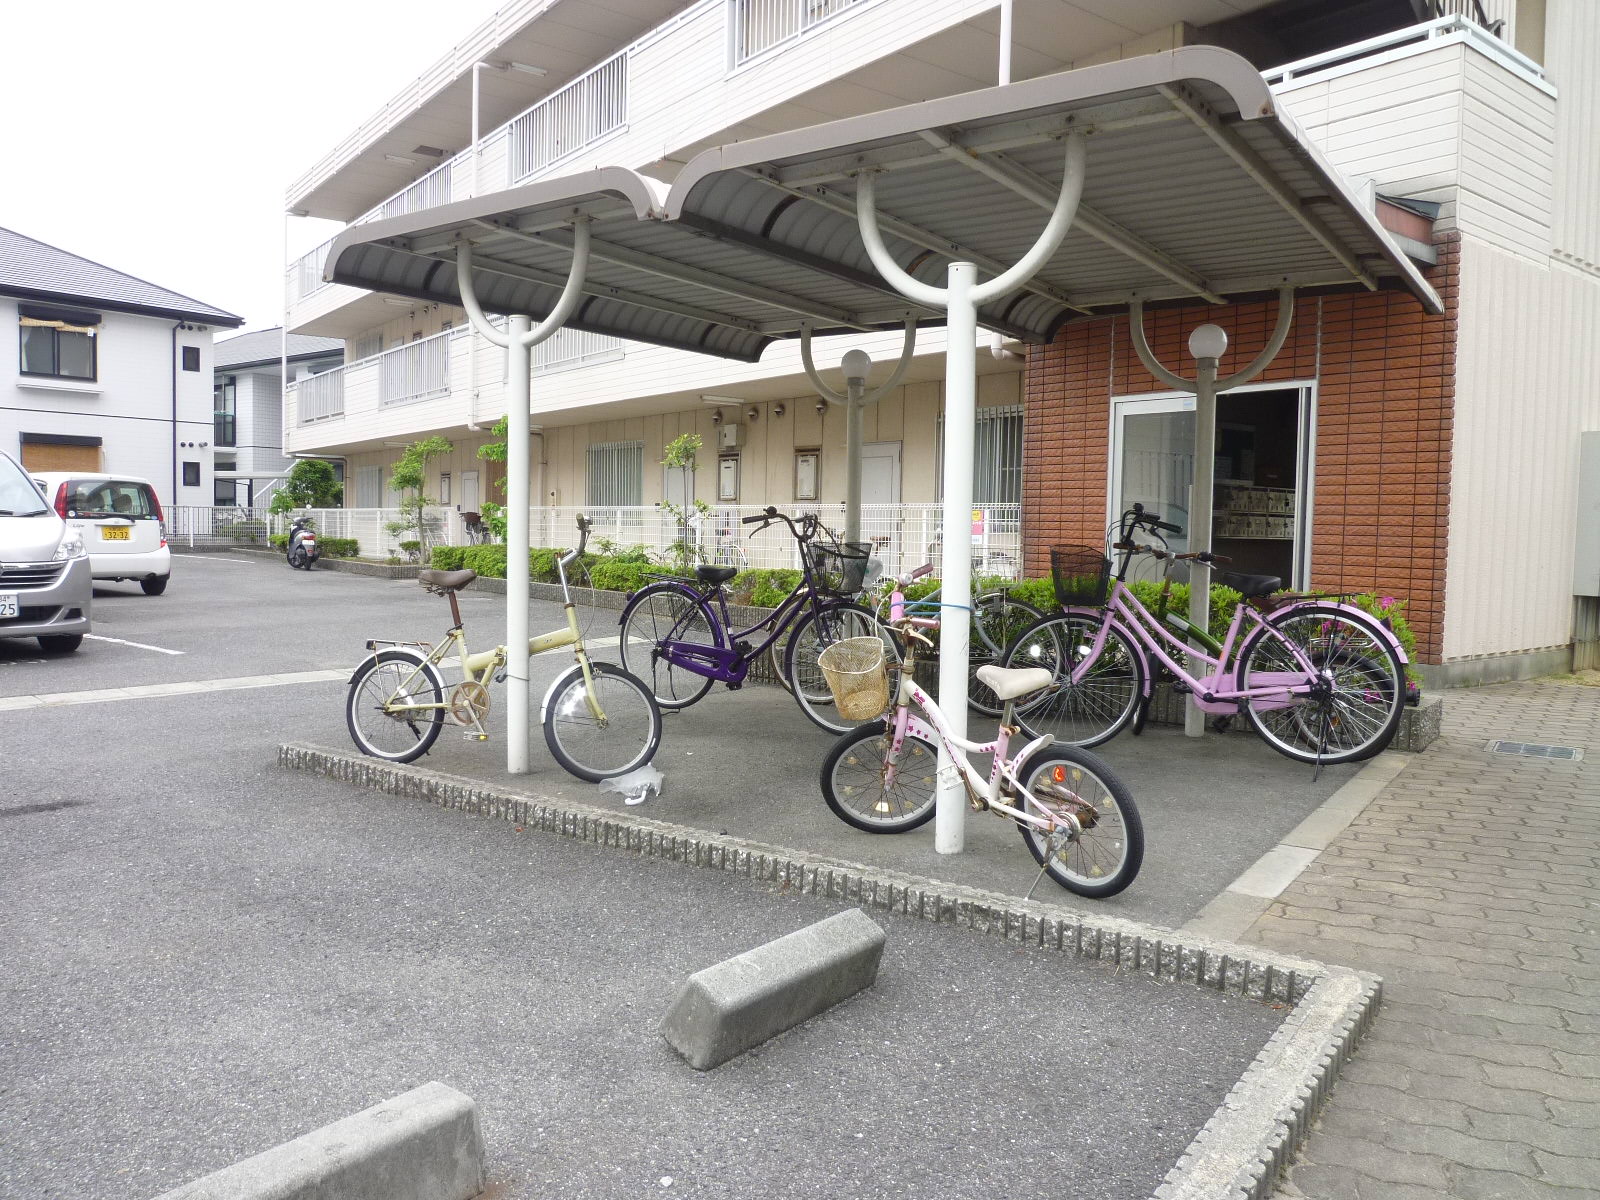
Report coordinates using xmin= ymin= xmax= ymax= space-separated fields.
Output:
xmin=1017 ymin=747 xmax=1143 ymax=898
xmin=968 ymin=591 xmax=1044 ymax=717
xmin=345 ymin=648 xmax=445 ymax=763
xmin=617 ymin=582 xmax=718 ymax=710
xmin=1004 ymin=613 xmax=1145 ymax=747
xmin=820 ymin=719 xmax=938 ymax=833
xmin=785 ymin=603 xmax=900 ymax=734
xmin=1238 ymin=604 xmax=1406 ymax=765
xmin=542 ymin=660 xmax=664 ymax=782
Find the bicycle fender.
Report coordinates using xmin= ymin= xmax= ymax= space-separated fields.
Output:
xmin=1277 ymin=600 xmax=1410 ymax=664
xmin=347 ymin=644 xmax=429 ymax=685
xmin=1057 ymin=605 xmax=1156 ymax=697
xmin=1016 ymin=732 xmax=1057 ymax=765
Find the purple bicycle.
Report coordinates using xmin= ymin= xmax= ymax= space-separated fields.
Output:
xmin=616 ymin=506 xmax=895 ymax=733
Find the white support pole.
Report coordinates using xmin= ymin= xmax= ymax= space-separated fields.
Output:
xmin=936 ymin=263 xmax=980 ymax=853
xmin=505 ymin=314 xmax=533 ymax=773
xmin=998 ymin=0 xmax=1013 ymax=85
xmin=844 ymin=375 xmax=865 ymax=544
xmin=1186 ymin=351 xmax=1218 ymax=738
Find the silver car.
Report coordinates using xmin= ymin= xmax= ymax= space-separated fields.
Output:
xmin=0 ymin=450 xmax=92 ymax=654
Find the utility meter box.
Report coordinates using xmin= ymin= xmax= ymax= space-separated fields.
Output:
xmin=1577 ymin=431 xmax=1600 ymax=597
xmin=718 ymin=421 xmax=742 ymax=451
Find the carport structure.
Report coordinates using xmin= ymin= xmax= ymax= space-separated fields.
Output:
xmin=326 ymin=45 xmax=1440 ymax=853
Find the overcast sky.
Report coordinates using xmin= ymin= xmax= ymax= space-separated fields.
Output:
xmin=5 ymin=1 xmax=492 ymax=336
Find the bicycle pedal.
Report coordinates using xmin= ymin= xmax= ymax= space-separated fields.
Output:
xmin=734 ymin=640 xmax=754 ymax=656
xmin=494 ymin=670 xmax=507 ymax=684
xmin=463 ymin=732 xmax=489 ymax=742
xmin=1169 ymin=680 xmax=1191 ymax=695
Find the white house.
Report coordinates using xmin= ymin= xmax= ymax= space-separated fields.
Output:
xmin=1 ymin=226 xmax=243 ymax=507
xmin=211 ymin=328 xmax=343 ymax=507
xmin=281 ymin=0 xmax=1600 ymax=682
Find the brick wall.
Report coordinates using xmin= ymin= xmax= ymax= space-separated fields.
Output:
xmin=1021 ymin=235 xmax=1458 ymax=662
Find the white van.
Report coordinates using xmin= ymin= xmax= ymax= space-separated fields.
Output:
xmin=0 ymin=451 xmax=92 ymax=652
xmin=31 ymin=472 xmax=172 ymax=595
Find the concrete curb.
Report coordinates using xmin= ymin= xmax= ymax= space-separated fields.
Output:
xmin=176 ymin=544 xmax=419 ymax=580
xmin=150 ymin=1080 xmax=484 ymax=1200
xmin=661 ymin=908 xmax=886 ymax=1070
xmin=278 ymin=741 xmax=1383 ymax=1200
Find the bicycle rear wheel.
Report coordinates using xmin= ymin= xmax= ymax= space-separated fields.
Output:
xmin=542 ymin=660 xmax=663 ymax=782
xmin=1016 ymin=747 xmax=1143 ymax=898
xmin=820 ymin=719 xmax=938 ymax=833
xmin=1005 ymin=613 xmax=1145 ymax=747
xmin=785 ymin=603 xmax=900 ymax=734
xmin=1238 ymin=604 xmax=1406 ymax=764
xmin=345 ymin=648 xmax=445 ymax=763
xmin=968 ymin=591 xmax=1044 ymax=717
xmin=617 ymin=582 xmax=718 ymax=710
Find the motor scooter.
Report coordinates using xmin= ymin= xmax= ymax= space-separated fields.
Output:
xmin=287 ymin=516 xmax=321 ymax=570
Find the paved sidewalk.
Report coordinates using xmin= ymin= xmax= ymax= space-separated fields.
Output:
xmin=1250 ymin=679 xmax=1600 ymax=1200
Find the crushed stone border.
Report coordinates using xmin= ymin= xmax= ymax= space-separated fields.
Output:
xmin=279 ymin=741 xmax=1380 ymax=1200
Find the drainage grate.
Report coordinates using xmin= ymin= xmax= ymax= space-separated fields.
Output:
xmin=1487 ymin=740 xmax=1585 ymax=762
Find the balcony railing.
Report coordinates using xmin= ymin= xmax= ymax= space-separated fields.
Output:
xmin=369 ymin=159 xmax=453 ymax=223
xmin=380 ymin=330 xmax=452 ymax=407
xmin=507 ymin=51 xmax=628 ymax=184
xmin=293 ymin=369 xmax=346 ymax=424
xmin=729 ymin=0 xmax=867 ymax=67
xmin=533 ymin=327 xmax=626 ymax=373
xmin=1265 ymin=12 xmax=1545 ymax=88
xmin=288 ymin=237 xmax=336 ymax=303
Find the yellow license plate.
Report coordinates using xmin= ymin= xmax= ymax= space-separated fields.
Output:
xmin=101 ymin=527 xmax=131 ymax=541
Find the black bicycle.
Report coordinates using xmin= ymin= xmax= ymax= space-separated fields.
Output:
xmin=617 ymin=506 xmax=896 ymax=733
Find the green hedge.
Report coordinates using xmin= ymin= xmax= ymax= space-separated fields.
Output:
xmin=267 ymin=533 xmax=359 ymax=558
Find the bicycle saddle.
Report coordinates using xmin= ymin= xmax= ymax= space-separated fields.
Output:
xmin=419 ymin=569 xmax=477 ymax=593
xmin=975 ymin=665 xmax=1055 ymax=701
xmin=695 ymin=565 xmax=738 ymax=586
xmin=1211 ymin=570 xmax=1281 ymax=599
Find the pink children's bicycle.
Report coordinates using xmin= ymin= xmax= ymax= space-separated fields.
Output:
xmin=816 ymin=565 xmax=1144 ymax=899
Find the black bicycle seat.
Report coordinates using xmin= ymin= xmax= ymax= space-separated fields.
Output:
xmin=1212 ymin=570 xmax=1281 ymax=599
xmin=695 ymin=565 xmax=738 ymax=586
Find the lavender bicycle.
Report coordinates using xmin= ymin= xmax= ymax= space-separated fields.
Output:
xmin=617 ymin=506 xmax=895 ymax=733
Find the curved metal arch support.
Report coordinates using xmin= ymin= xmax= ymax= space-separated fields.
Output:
xmin=799 ymin=317 xmax=919 ymax=407
xmin=854 ymin=132 xmax=1087 ymax=312
xmin=1218 ymin=287 xmax=1294 ymax=391
xmin=453 ymin=220 xmax=594 ymax=352
xmin=1127 ymin=297 xmax=1196 ymax=393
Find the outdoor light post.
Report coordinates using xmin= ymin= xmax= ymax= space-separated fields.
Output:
xmin=857 ymin=131 xmax=1086 ymax=853
xmin=799 ymin=319 xmax=917 ymax=546
xmin=1129 ymin=290 xmax=1296 ymax=737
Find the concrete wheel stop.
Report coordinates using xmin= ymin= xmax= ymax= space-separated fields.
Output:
xmin=661 ymin=907 xmax=886 ymax=1069
xmin=150 ymin=1081 xmax=485 ymax=1200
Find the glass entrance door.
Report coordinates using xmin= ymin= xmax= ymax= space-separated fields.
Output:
xmin=1111 ymin=385 xmax=1314 ymax=588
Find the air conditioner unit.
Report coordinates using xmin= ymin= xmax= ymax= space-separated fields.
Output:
xmin=718 ymin=422 xmax=742 ymax=451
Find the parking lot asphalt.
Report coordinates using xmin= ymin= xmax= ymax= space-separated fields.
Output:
xmin=0 ymin=565 xmax=1290 ymax=1198
xmin=3 ymin=554 xmax=1359 ymax=930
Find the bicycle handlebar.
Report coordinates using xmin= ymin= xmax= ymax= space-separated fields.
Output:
xmin=910 ymin=563 xmax=934 ymax=581
xmin=1128 ymin=502 xmax=1182 ymax=535
xmin=561 ymin=516 xmax=591 ymax=568
xmin=741 ymin=506 xmax=778 ymax=526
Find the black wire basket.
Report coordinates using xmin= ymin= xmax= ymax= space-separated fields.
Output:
xmin=1050 ymin=546 xmax=1112 ymax=608
xmin=805 ymin=540 xmax=874 ymax=598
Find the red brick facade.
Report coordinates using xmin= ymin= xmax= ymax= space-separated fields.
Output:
xmin=1021 ymin=234 xmax=1459 ymax=662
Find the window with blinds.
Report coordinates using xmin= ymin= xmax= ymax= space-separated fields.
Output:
xmin=586 ymin=440 xmax=643 ymax=507
xmin=937 ymin=405 xmax=1023 ymax=503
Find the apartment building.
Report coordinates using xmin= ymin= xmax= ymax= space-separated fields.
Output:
xmin=212 ymin=328 xmax=343 ymax=506
xmin=3 ymin=226 xmax=243 ymax=506
xmin=283 ymin=0 xmax=1597 ymax=683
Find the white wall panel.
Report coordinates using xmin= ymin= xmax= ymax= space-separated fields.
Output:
xmin=1446 ymin=237 xmax=1600 ymax=659
xmin=1548 ymin=0 xmax=1600 ymax=270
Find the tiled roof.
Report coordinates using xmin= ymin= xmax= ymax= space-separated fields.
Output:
xmin=0 ymin=226 xmax=243 ymax=326
xmin=214 ymin=328 xmax=344 ymax=369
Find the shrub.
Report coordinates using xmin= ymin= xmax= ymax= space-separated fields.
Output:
xmin=727 ymin=568 xmax=803 ymax=608
xmin=268 ymin=533 xmax=287 ymax=550
xmin=268 ymin=533 xmax=357 ymax=557
xmin=590 ymin=559 xmax=688 ymax=594
xmin=462 ymin=543 xmax=509 ymax=578
xmin=431 ymin=546 xmax=466 ymax=571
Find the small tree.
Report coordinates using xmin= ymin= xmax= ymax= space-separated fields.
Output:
xmin=269 ymin=459 xmax=342 ymax=516
xmin=658 ymin=432 xmax=709 ymax=571
xmin=386 ymin=435 xmax=453 ymax=560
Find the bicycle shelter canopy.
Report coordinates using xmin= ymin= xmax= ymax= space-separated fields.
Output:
xmin=324 ymin=45 xmax=1442 ymax=833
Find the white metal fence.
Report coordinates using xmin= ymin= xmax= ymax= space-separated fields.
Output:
xmin=288 ymin=237 xmax=336 ymax=302
xmin=729 ymin=0 xmax=865 ymax=66
xmin=167 ymin=503 xmax=1025 ymax=581
xmin=508 ymin=51 xmax=628 ymax=183
xmin=380 ymin=331 xmax=452 ymax=406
